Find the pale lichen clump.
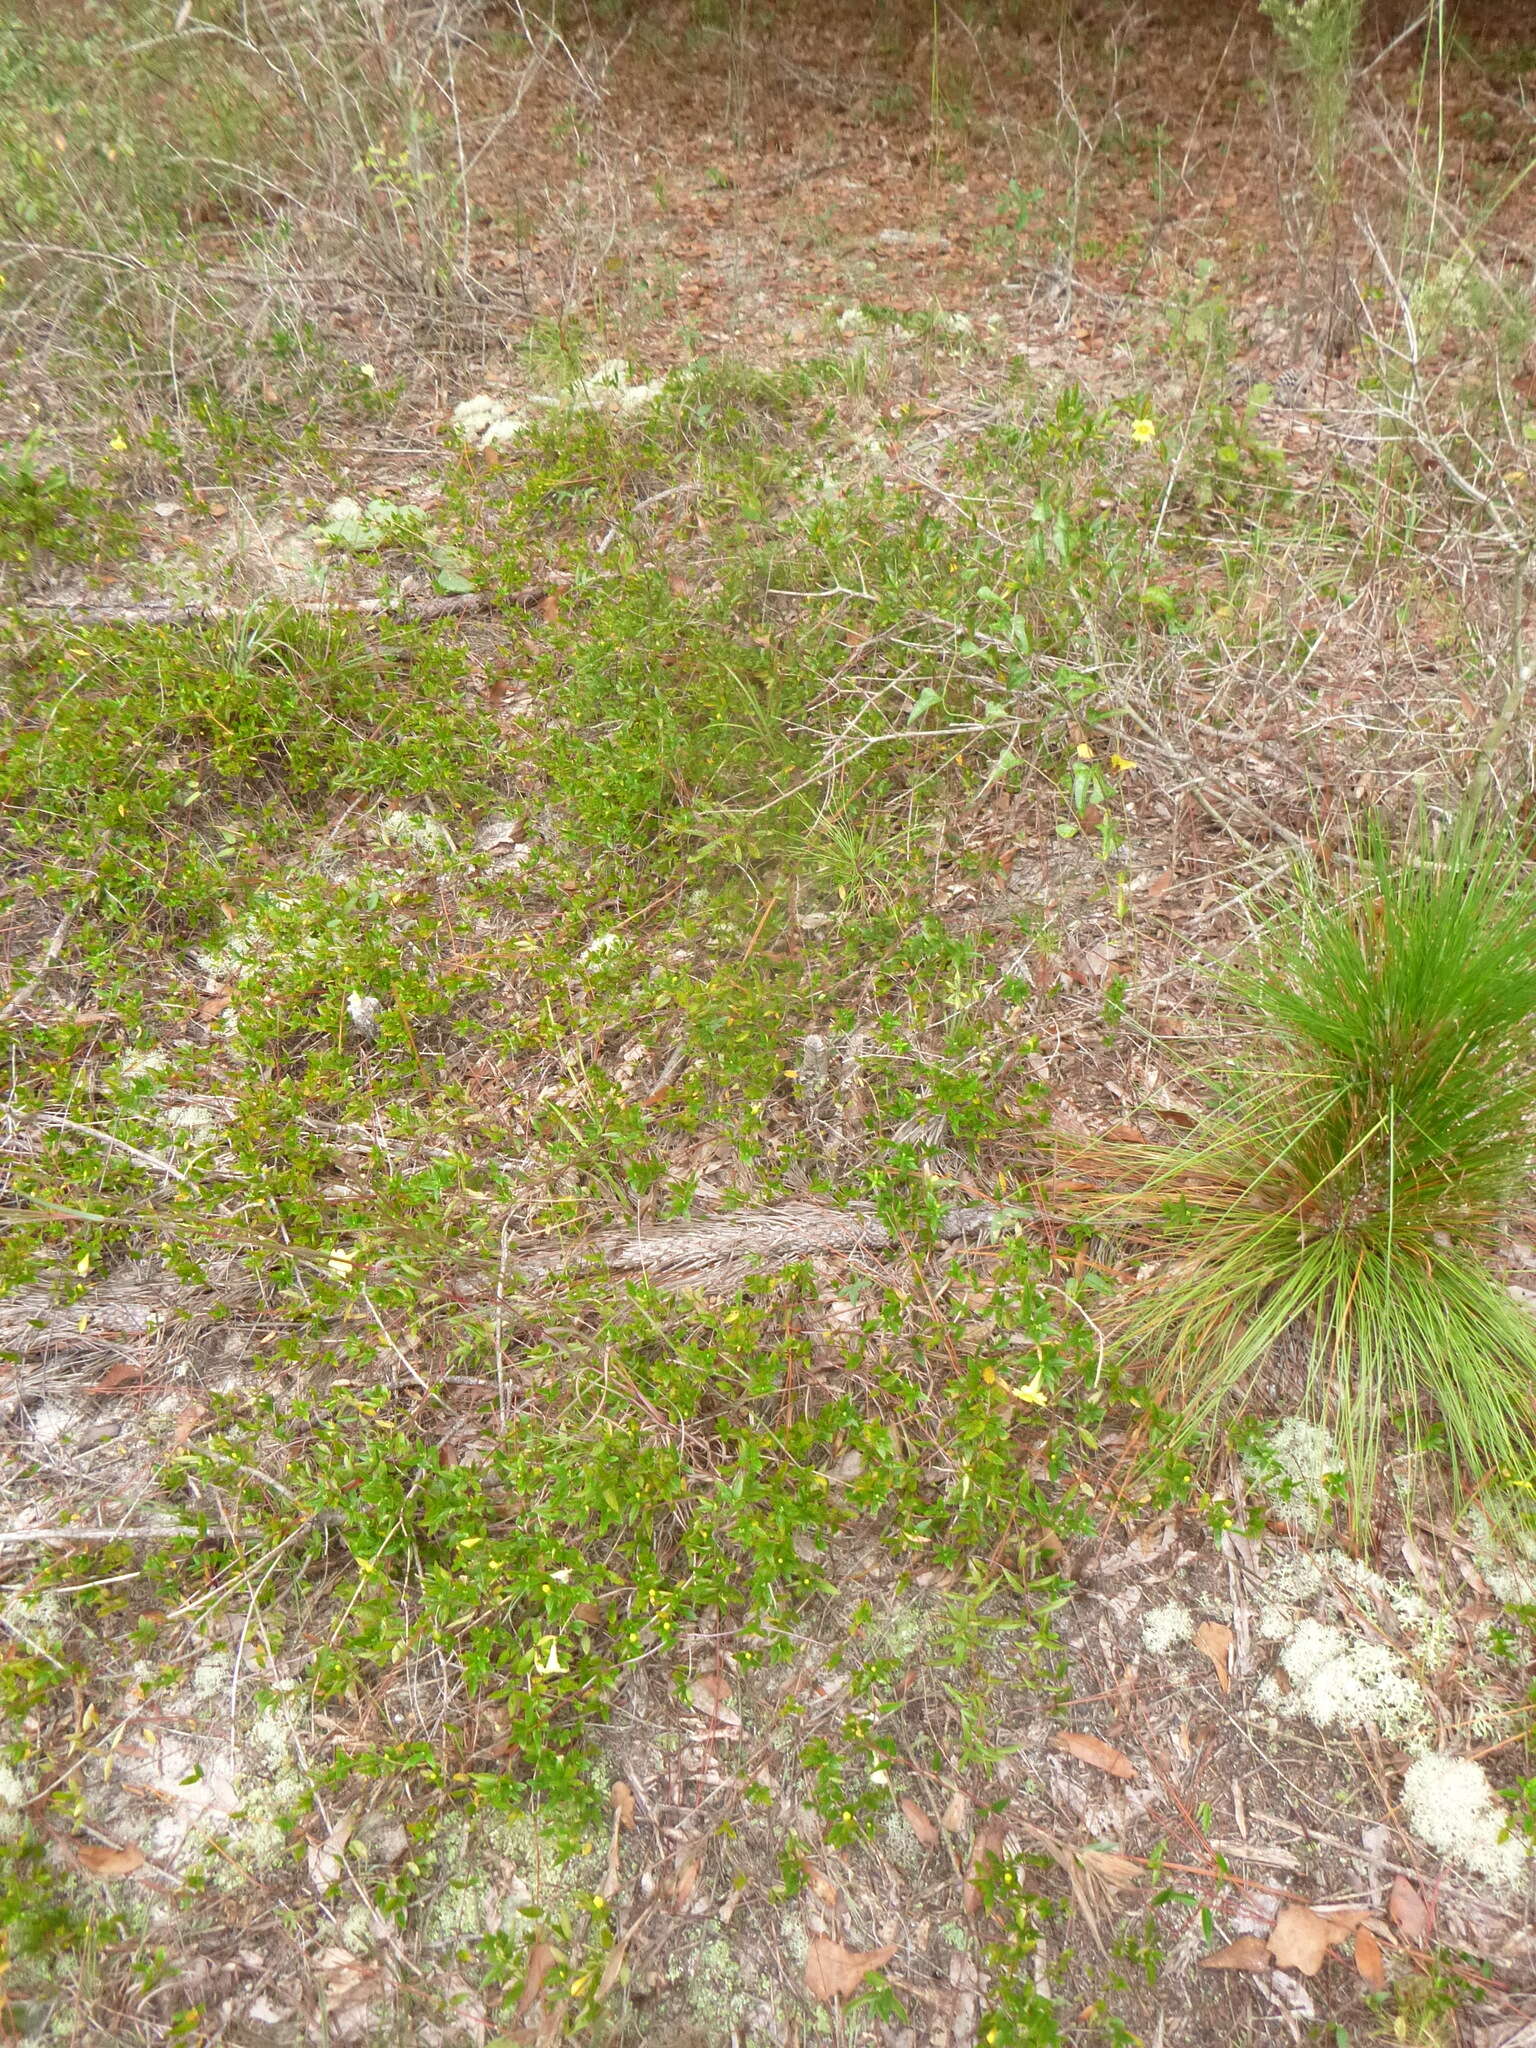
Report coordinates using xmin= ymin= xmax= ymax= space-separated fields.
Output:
xmin=191 ymin=1651 xmax=234 ymax=1700
xmin=1244 ymin=1417 xmax=1344 ymax=1528
xmin=1258 ymin=1619 xmax=1432 ymax=1747
xmin=450 ymin=361 xmax=665 ymax=451
xmin=421 ymin=1809 xmax=604 ymax=1952
xmin=1401 ymin=1753 xmax=1532 ymax=1892
xmin=1254 ymin=1551 xmax=1328 ymax=1638
xmin=1320 ymin=1550 xmax=1454 ymax=1671
xmin=1140 ymin=1602 xmax=1195 ymax=1654
xmin=3 ymin=1591 xmax=67 ymax=1652
xmin=688 ymin=1938 xmax=762 ymax=2036
xmin=1465 ymin=1505 xmax=1536 ymax=1609
xmin=0 ymin=1761 xmax=37 ymax=1838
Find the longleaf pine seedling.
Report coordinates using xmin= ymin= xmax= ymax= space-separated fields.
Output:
xmin=1070 ymin=816 xmax=1536 ymax=1523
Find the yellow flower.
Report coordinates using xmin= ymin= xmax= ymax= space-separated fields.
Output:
xmin=1075 ymin=742 xmax=1094 ymax=760
xmin=1130 ymin=416 xmax=1156 ymax=443
xmin=109 ymin=434 xmax=127 ymax=452
xmin=1109 ymin=753 xmax=1136 ymax=772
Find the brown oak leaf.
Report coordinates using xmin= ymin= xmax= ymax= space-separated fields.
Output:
xmin=515 ymin=1939 xmax=559 ymax=2018
xmin=899 ymin=1796 xmax=939 ymax=1848
xmin=964 ymin=1821 xmax=1009 ymax=1916
xmin=1193 ymin=1620 xmax=1234 ymax=1693
xmin=1053 ymin=1731 xmax=1136 ymax=1780
xmin=75 ymin=1841 xmax=145 ymax=1878
xmin=1198 ymin=1935 xmax=1271 ymax=1972
xmin=1354 ymin=1923 xmax=1387 ymax=1992
xmin=804 ymin=1937 xmax=896 ymax=2003
xmin=1388 ymin=1874 xmax=1429 ymax=1946
xmin=1269 ymin=1903 xmax=1355 ymax=1976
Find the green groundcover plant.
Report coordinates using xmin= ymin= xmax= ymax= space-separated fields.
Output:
xmin=1069 ymin=813 xmax=1536 ymax=1522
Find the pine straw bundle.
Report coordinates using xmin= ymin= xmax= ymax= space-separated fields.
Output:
xmin=1065 ymin=818 xmax=1536 ymax=1520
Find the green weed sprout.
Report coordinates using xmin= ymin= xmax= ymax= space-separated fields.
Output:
xmin=1070 ymin=818 xmax=1536 ymax=1523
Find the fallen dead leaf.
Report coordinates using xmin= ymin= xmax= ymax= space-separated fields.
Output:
xmin=1193 ymin=1620 xmax=1234 ymax=1693
xmin=670 ymin=1858 xmax=701 ymax=1912
xmin=1053 ymin=1731 xmax=1136 ymax=1781
xmin=1353 ymin=1923 xmax=1387 ymax=1992
xmin=88 ymin=1359 xmax=150 ymax=1396
xmin=687 ymin=1672 xmax=740 ymax=1724
xmin=610 ymin=1780 xmax=635 ymax=1830
xmin=805 ymin=1865 xmax=840 ymax=1908
xmin=515 ymin=1939 xmax=559 ymax=2018
xmin=74 ymin=1841 xmax=145 ymax=1877
xmin=804 ymin=1936 xmax=897 ymax=2003
xmin=307 ymin=1810 xmax=356 ymax=1890
xmin=1269 ymin=1903 xmax=1353 ymax=1976
xmin=1147 ymin=1084 xmax=1200 ymax=1127
xmin=1199 ymin=1935 xmax=1272 ymax=1973
xmin=940 ymin=1789 xmax=970 ymax=1835
xmin=596 ymin=1904 xmax=656 ymax=2000
xmin=964 ymin=1821 xmax=1009 ymax=1915
xmin=1077 ymin=1847 xmax=1140 ymax=1894
xmin=900 ymin=1796 xmax=939 ymax=1848
xmin=198 ymin=991 xmax=231 ymax=1021
xmin=1389 ymin=1874 xmax=1429 ymax=1946
xmin=171 ymin=1400 xmax=208 ymax=1447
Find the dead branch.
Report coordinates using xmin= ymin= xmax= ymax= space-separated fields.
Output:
xmin=504 ymin=1199 xmax=1053 ymax=1292
xmin=11 ymin=586 xmax=550 ymax=630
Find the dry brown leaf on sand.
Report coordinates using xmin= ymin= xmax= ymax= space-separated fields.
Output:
xmin=1199 ymin=1935 xmax=1272 ymax=1973
xmin=1268 ymin=1904 xmax=1358 ymax=1976
xmin=1077 ymin=1848 xmax=1140 ymax=1894
xmin=940 ymin=1789 xmax=970 ymax=1835
xmin=172 ymin=1399 xmax=207 ymax=1446
xmin=687 ymin=1673 xmax=739 ymax=1723
xmin=74 ymin=1841 xmax=145 ymax=1878
xmin=596 ymin=1904 xmax=657 ymax=2001
xmin=1012 ymin=1822 xmax=1138 ymax=1957
xmin=1193 ymin=1620 xmax=1234 ymax=1693
xmin=515 ymin=1939 xmax=559 ymax=2018
xmin=964 ymin=1821 xmax=1010 ymax=1915
xmin=900 ymin=1796 xmax=939 ymax=1848
xmin=804 ymin=1936 xmax=897 ymax=2003
xmin=610 ymin=1780 xmax=636 ymax=1830
xmin=1354 ymin=1923 xmax=1388 ymax=1992
xmin=1053 ymin=1731 xmax=1137 ymax=1780
xmin=1389 ymin=1873 xmax=1429 ymax=1945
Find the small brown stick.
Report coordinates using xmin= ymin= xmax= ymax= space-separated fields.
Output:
xmin=12 ymin=586 xmax=550 ymax=630
xmin=1467 ymin=546 xmax=1532 ymax=817
xmin=0 ymin=906 xmax=77 ymax=1023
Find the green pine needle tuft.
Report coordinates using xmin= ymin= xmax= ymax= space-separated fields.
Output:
xmin=1073 ymin=816 xmax=1536 ymax=1521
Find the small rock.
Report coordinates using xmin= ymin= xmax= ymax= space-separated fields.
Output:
xmin=474 ymin=817 xmax=522 ymax=853
xmin=346 ymin=993 xmax=382 ymax=1040
xmin=163 ymin=1103 xmax=215 ymax=1133
xmin=378 ymin=810 xmax=455 ymax=858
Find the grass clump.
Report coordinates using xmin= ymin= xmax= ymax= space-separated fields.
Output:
xmin=1073 ymin=817 xmax=1536 ymax=1519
